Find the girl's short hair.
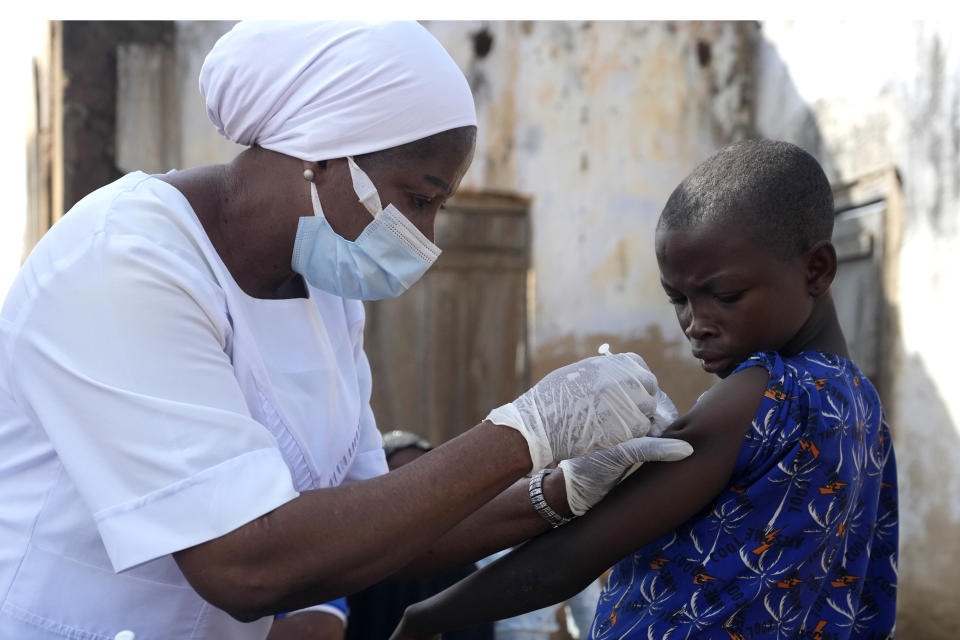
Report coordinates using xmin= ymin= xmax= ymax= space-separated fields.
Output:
xmin=658 ymin=139 xmax=835 ymax=257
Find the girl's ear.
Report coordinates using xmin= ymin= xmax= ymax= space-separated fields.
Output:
xmin=805 ymin=240 xmax=838 ymax=298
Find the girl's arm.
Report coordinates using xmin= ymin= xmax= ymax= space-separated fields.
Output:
xmin=391 ymin=366 xmax=769 ymax=638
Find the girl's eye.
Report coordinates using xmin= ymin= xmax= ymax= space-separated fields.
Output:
xmin=716 ymin=291 xmax=745 ymax=303
xmin=667 ymin=295 xmax=687 ymax=306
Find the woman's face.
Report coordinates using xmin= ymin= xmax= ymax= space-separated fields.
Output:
xmin=316 ymin=130 xmax=476 ymax=243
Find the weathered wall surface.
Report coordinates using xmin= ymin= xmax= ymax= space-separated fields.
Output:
xmin=115 ymin=21 xmax=244 ymax=175
xmin=173 ymin=21 xmax=245 ymax=169
xmin=425 ymin=21 xmax=757 ymax=409
xmin=756 ymin=20 xmax=960 ymax=638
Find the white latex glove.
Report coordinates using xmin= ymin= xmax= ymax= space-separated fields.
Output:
xmin=649 ymin=388 xmax=681 ymax=436
xmin=559 ymin=437 xmax=693 ymax=515
xmin=560 ymin=388 xmax=688 ymax=515
xmin=485 ymin=353 xmax=660 ymax=474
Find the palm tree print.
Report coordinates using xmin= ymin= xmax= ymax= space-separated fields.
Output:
xmin=588 ymin=351 xmax=897 ymax=639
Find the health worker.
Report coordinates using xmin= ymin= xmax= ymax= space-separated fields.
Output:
xmin=0 ymin=21 xmax=692 ymax=640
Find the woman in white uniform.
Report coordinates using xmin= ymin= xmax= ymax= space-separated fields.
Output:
xmin=0 ymin=21 xmax=692 ymax=640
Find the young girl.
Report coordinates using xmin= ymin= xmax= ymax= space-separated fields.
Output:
xmin=389 ymin=139 xmax=898 ymax=640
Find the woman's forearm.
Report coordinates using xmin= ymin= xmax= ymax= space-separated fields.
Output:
xmin=174 ymin=421 xmax=531 ymax=621
xmin=392 ymin=468 xmax=571 ymax=579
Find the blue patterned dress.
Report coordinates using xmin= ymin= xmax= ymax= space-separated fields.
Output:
xmin=590 ymin=351 xmax=898 ymax=640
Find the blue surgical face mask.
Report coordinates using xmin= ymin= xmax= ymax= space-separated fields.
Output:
xmin=291 ymin=157 xmax=442 ymax=300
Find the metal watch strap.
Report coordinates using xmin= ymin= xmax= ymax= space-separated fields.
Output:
xmin=529 ymin=468 xmax=572 ymax=527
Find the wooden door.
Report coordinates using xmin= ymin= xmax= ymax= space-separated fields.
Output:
xmin=363 ymin=192 xmax=531 ymax=446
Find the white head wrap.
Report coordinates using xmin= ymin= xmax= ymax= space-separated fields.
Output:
xmin=199 ymin=21 xmax=477 ymax=161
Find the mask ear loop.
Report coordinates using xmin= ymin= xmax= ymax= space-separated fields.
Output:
xmin=347 ymin=157 xmax=382 ymax=217
xmin=309 ymin=182 xmax=327 ymax=219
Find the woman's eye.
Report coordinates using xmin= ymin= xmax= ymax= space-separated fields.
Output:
xmin=411 ymin=195 xmax=433 ymax=210
xmin=667 ymin=295 xmax=687 ymax=306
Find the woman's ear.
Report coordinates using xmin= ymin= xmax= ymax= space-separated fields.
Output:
xmin=805 ymin=240 xmax=838 ymax=298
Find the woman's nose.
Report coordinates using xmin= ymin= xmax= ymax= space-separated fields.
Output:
xmin=419 ymin=211 xmax=437 ymax=243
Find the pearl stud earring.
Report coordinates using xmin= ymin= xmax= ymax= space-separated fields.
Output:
xmin=303 ymin=169 xmax=315 ymax=181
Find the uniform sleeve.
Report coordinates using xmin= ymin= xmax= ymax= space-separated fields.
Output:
xmin=341 ymin=300 xmax=388 ymax=483
xmin=8 ymin=230 xmax=298 ymax=572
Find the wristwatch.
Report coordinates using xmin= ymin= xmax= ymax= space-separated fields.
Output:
xmin=529 ymin=468 xmax=573 ymax=527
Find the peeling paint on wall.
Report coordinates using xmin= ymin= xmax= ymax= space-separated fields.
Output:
xmin=426 ymin=21 xmax=757 ymax=382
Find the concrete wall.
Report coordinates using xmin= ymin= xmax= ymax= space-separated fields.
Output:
xmin=0 ymin=20 xmax=46 ymax=295
xmin=116 ymin=20 xmax=243 ymax=175
xmin=756 ymin=20 xmax=960 ymax=639
xmin=173 ymin=21 xmax=245 ymax=169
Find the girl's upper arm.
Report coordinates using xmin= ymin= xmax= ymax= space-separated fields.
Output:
xmin=562 ymin=364 xmax=771 ymax=574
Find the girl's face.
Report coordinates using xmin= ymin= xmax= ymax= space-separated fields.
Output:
xmin=655 ymin=221 xmax=815 ymax=378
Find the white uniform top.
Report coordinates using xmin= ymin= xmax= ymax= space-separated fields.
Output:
xmin=0 ymin=172 xmax=388 ymax=639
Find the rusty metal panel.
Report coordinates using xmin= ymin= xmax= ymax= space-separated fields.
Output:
xmin=830 ymin=167 xmax=904 ymax=409
xmin=832 ymin=200 xmax=886 ymax=382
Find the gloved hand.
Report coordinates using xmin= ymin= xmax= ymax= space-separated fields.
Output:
xmin=560 ymin=389 xmax=689 ymax=515
xmin=559 ymin=436 xmax=693 ymax=515
xmin=485 ymin=353 xmax=662 ymax=474
xmin=648 ymin=388 xmax=681 ymax=436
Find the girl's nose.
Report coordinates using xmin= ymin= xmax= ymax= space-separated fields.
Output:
xmin=683 ymin=307 xmax=718 ymax=341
